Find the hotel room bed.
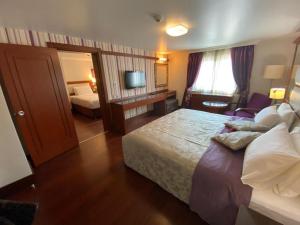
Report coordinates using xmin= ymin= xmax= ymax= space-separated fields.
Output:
xmin=70 ymin=93 xmax=100 ymax=109
xmin=70 ymin=93 xmax=101 ymax=118
xmin=123 ymin=108 xmax=300 ymax=225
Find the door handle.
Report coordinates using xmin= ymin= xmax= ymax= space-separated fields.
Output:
xmin=16 ymin=110 xmax=25 ymax=117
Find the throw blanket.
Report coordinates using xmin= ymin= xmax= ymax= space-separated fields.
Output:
xmin=189 ymin=121 xmax=252 ymax=225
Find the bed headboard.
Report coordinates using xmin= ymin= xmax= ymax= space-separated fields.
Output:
xmin=289 ymin=69 xmax=300 ymax=119
xmin=66 ymin=80 xmax=90 ymax=95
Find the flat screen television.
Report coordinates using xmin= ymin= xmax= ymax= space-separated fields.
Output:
xmin=125 ymin=71 xmax=146 ymax=89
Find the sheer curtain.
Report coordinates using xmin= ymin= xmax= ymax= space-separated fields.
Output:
xmin=192 ymin=49 xmax=236 ymax=96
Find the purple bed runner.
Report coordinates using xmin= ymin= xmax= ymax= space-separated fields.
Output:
xmin=189 ymin=120 xmax=252 ymax=225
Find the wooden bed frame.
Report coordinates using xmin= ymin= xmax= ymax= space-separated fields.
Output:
xmin=72 ymin=103 xmax=101 ymax=119
xmin=67 ymin=80 xmax=101 ymax=119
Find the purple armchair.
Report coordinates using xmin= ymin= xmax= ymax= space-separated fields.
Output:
xmin=225 ymin=92 xmax=272 ymax=118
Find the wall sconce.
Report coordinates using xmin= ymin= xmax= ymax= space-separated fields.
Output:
xmin=89 ymin=73 xmax=96 ymax=84
xmin=158 ymin=57 xmax=167 ymax=62
xmin=156 ymin=54 xmax=168 ymax=64
xmin=89 ymin=69 xmax=97 ymax=92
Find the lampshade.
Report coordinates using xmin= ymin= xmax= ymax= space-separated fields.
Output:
xmin=269 ymin=88 xmax=286 ymax=100
xmin=263 ymin=65 xmax=285 ymax=79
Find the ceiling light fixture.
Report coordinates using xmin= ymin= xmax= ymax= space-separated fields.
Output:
xmin=166 ymin=24 xmax=188 ymax=37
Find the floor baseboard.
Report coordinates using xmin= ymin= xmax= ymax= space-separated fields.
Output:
xmin=0 ymin=175 xmax=35 ymax=198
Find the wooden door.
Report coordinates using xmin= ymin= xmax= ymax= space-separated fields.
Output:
xmin=0 ymin=44 xmax=78 ymax=166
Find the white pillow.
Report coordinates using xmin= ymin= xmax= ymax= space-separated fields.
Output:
xmin=73 ymin=85 xmax=93 ymax=96
xmin=273 ymin=162 xmax=300 ymax=198
xmin=241 ymin=123 xmax=299 ymax=190
xmin=271 ymin=127 xmax=300 ymax=198
xmin=277 ymin=103 xmax=296 ymax=129
xmin=291 ymin=118 xmax=300 ymax=131
xmin=212 ymin=131 xmax=262 ymax=151
xmin=254 ymin=105 xmax=281 ymax=128
xmin=291 ymin=127 xmax=300 ymax=153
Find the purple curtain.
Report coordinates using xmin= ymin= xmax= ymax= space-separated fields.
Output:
xmin=182 ymin=52 xmax=203 ymax=108
xmin=231 ymin=45 xmax=254 ymax=107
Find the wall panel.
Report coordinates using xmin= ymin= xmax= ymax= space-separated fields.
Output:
xmin=0 ymin=26 xmax=167 ymax=118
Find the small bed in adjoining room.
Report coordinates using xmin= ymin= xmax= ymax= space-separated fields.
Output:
xmin=68 ymin=84 xmax=101 ymax=119
xmin=122 ymin=80 xmax=300 ymax=225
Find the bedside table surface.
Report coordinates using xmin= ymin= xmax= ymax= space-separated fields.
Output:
xmin=202 ymin=101 xmax=228 ymax=108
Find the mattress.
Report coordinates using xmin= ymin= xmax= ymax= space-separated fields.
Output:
xmin=122 ymin=108 xmax=300 ymax=225
xmin=70 ymin=94 xmax=100 ymax=109
xmin=250 ymin=189 xmax=300 ymax=225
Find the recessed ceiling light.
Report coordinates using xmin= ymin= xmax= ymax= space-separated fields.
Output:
xmin=166 ymin=24 xmax=188 ymax=37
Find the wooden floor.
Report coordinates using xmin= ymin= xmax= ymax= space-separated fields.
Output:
xmin=5 ymin=132 xmax=208 ymax=225
xmin=72 ymin=113 xmax=104 ymax=142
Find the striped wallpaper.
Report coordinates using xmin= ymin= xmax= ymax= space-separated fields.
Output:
xmin=0 ymin=27 xmax=167 ymax=118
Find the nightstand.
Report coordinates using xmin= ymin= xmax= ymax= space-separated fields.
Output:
xmin=202 ymin=101 xmax=229 ymax=114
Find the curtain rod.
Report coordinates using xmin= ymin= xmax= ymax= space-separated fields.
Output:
xmin=188 ymin=41 xmax=259 ymax=53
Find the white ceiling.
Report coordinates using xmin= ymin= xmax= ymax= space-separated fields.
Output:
xmin=1 ymin=0 xmax=300 ymax=51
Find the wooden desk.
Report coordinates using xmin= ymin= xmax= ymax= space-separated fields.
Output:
xmin=110 ymin=90 xmax=177 ymax=134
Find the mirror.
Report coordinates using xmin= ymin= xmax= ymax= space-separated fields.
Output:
xmin=288 ymin=39 xmax=300 ymax=93
xmin=288 ymin=39 xmax=300 ymax=114
xmin=155 ymin=63 xmax=168 ymax=87
xmin=291 ymin=46 xmax=300 ymax=84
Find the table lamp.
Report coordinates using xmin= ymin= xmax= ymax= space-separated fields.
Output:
xmin=264 ymin=65 xmax=285 ymax=88
xmin=269 ymin=88 xmax=286 ymax=103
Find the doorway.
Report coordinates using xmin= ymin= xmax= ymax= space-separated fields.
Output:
xmin=58 ymin=51 xmax=105 ymax=142
xmin=47 ymin=43 xmax=111 ymax=133
xmin=0 ymin=43 xmax=110 ymax=166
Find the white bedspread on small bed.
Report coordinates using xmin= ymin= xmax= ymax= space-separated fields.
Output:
xmin=122 ymin=108 xmax=300 ymax=225
xmin=70 ymin=94 xmax=100 ymax=109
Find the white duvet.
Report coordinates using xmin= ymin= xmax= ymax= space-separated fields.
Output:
xmin=70 ymin=94 xmax=100 ymax=109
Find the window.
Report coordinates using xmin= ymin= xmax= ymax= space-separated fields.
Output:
xmin=192 ymin=49 xmax=236 ymax=96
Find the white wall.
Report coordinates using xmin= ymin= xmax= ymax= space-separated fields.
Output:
xmin=250 ymin=33 xmax=299 ymax=96
xmin=168 ymin=51 xmax=189 ymax=105
xmin=58 ymin=52 xmax=94 ymax=82
xmin=168 ymin=33 xmax=300 ymax=101
xmin=0 ymin=86 xmax=32 ymax=188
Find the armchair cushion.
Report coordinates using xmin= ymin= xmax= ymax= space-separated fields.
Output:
xmin=224 ymin=92 xmax=272 ymax=118
xmin=247 ymin=92 xmax=272 ymax=110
